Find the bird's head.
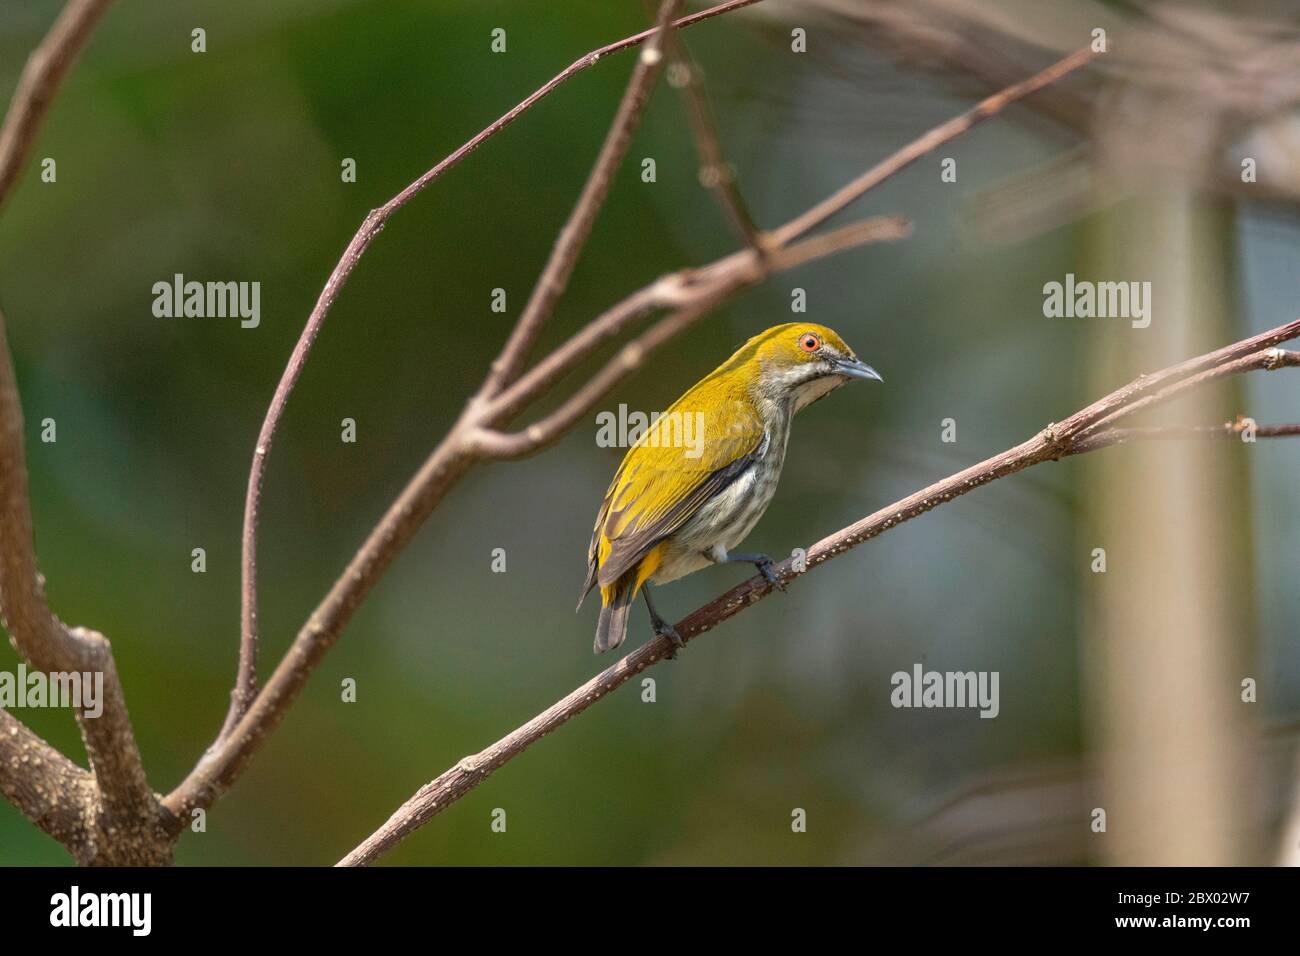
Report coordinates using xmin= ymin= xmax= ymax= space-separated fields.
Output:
xmin=744 ymin=323 xmax=881 ymax=411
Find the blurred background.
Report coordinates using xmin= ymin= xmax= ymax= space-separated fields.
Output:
xmin=0 ymin=0 xmax=1297 ymax=865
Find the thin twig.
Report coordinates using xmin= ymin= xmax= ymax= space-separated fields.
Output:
xmin=223 ymin=0 xmax=765 ymax=743
xmin=770 ymin=45 xmax=1099 ymax=247
xmin=482 ymin=0 xmax=684 ymax=396
xmin=0 ymin=0 xmax=115 ymax=211
xmin=1073 ymin=421 xmax=1300 ymax=454
xmin=337 ymin=317 xmax=1300 ymax=866
xmin=1075 ymin=347 xmax=1300 ymax=440
xmin=658 ymin=24 xmax=763 ymax=250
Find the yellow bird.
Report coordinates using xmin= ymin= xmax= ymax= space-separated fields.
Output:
xmin=579 ymin=323 xmax=881 ymax=653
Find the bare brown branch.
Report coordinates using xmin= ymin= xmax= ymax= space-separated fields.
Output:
xmin=770 ymin=45 xmax=1099 ymax=247
xmin=657 ymin=23 xmax=762 ymax=250
xmin=0 ymin=307 xmax=169 ymax=862
xmin=0 ymin=0 xmax=115 ymax=211
xmin=0 ymin=0 xmax=175 ymax=866
xmin=337 ymin=316 xmax=1300 ymax=866
xmin=0 ymin=708 xmax=93 ymax=854
xmin=1075 ymin=347 xmax=1300 ymax=440
xmin=482 ymin=0 xmax=684 ymax=396
xmin=1073 ymin=421 xmax=1300 ymax=455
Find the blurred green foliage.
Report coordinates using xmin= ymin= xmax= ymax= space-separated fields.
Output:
xmin=0 ymin=0 xmax=1295 ymax=865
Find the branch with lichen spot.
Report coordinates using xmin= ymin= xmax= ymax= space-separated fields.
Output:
xmin=0 ymin=708 xmax=94 ymax=857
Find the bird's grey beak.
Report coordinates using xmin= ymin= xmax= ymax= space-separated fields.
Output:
xmin=835 ymin=356 xmax=883 ymax=383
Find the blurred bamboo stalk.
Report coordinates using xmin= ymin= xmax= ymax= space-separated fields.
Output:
xmin=1084 ymin=187 xmax=1258 ymax=864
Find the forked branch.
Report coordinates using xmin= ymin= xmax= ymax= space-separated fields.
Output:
xmin=0 ymin=307 xmax=166 ymax=862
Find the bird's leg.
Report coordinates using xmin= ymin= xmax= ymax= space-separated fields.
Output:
xmin=716 ymin=549 xmax=786 ymax=592
xmin=642 ymin=585 xmax=683 ymax=658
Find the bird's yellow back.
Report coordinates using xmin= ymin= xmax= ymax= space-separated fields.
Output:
xmin=582 ymin=334 xmax=782 ymax=602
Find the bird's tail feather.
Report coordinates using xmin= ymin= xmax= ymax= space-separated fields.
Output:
xmin=594 ymin=582 xmax=636 ymax=654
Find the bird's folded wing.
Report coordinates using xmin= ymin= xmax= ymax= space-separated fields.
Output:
xmin=591 ymin=407 xmax=767 ymax=589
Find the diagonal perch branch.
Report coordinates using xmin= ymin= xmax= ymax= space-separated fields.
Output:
xmin=337 ymin=320 xmax=1300 ymax=866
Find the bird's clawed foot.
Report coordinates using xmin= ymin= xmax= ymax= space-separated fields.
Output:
xmin=756 ymin=557 xmax=786 ymax=592
xmin=642 ymin=585 xmax=683 ymax=660
xmin=728 ymin=552 xmax=786 ymax=592
xmin=652 ymin=618 xmax=684 ymax=659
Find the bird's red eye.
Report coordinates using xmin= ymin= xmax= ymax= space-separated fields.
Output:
xmin=798 ymin=332 xmax=821 ymax=353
